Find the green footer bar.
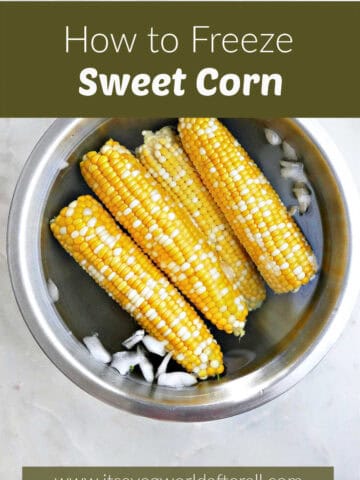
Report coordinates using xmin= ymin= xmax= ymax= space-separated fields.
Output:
xmin=23 ymin=467 xmax=333 ymax=480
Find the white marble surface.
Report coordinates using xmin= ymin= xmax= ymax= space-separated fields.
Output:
xmin=1 ymin=119 xmax=359 ymax=479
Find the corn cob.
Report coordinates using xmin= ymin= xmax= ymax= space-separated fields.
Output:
xmin=136 ymin=127 xmax=266 ymax=310
xmin=50 ymin=195 xmax=224 ymax=379
xmin=178 ymin=118 xmax=318 ymax=294
xmin=81 ymin=140 xmax=248 ymax=336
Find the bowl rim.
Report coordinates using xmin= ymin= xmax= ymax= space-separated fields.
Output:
xmin=7 ymin=117 xmax=360 ymax=421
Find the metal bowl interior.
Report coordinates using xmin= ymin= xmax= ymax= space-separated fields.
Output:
xmin=7 ymin=118 xmax=358 ymax=421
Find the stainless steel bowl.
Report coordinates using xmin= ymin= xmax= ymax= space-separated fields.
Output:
xmin=7 ymin=118 xmax=360 ymax=421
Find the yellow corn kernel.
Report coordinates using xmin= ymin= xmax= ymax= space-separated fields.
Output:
xmin=50 ymin=195 xmax=224 ymax=379
xmin=137 ymin=126 xmax=265 ymax=310
xmin=178 ymin=118 xmax=317 ymax=294
xmin=81 ymin=140 xmax=248 ymax=336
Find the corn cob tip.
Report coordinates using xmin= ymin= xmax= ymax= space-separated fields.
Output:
xmin=99 ymin=138 xmax=132 ymax=156
xmin=141 ymin=130 xmax=153 ymax=143
xmin=139 ymin=126 xmax=177 ymax=147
